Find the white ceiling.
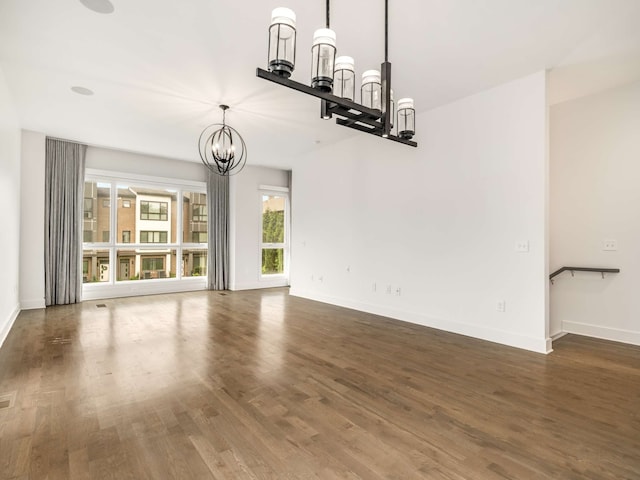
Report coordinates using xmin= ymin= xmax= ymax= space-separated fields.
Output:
xmin=1 ymin=0 xmax=639 ymax=169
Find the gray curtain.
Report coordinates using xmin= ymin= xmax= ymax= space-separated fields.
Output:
xmin=207 ymin=170 xmax=229 ymax=290
xmin=44 ymin=138 xmax=87 ymax=306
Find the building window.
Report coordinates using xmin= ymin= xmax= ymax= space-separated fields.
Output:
xmin=122 ymin=200 xmax=131 ymax=208
xmin=192 ymin=231 xmax=207 ymax=243
xmin=83 ymin=198 xmax=93 ymax=219
xmin=192 ymin=204 xmax=207 ymax=222
xmin=102 ymin=199 xmax=110 ymax=208
xmin=140 ymin=201 xmax=168 ymax=221
xmin=140 ymin=231 xmax=168 ymax=243
xmin=122 ymin=230 xmax=131 ymax=243
xmin=83 ymin=231 xmax=93 ymax=243
xmin=142 ymin=257 xmax=164 ymax=271
xmin=102 ymin=231 xmax=110 ymax=242
xmin=261 ymin=193 xmax=287 ymax=275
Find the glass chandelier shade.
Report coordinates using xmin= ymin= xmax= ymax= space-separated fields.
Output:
xmin=268 ymin=8 xmax=297 ymax=78
xmin=311 ymin=28 xmax=336 ymax=92
xmin=361 ymin=70 xmax=382 ymax=110
xmin=334 ymin=56 xmax=355 ymax=101
xmin=397 ymin=97 xmax=415 ymax=140
xmin=198 ymin=105 xmax=247 ymax=176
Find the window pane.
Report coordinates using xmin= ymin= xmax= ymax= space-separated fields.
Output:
xmin=262 ymin=248 xmax=284 ymax=275
xmin=117 ymin=248 xmax=177 ymax=281
xmin=262 ymin=195 xmax=285 ymax=243
xmin=191 ymin=232 xmax=207 ymax=243
xmin=82 ymin=249 xmax=110 ymax=283
xmin=83 ymin=181 xmax=111 ymax=243
xmin=183 ymin=192 xmax=207 ymax=243
xmin=140 ymin=231 xmax=168 ymax=243
xmin=116 ymin=186 xmax=136 ymax=244
xmin=182 ymin=249 xmax=207 ymax=277
xmin=118 ymin=185 xmax=177 ymax=243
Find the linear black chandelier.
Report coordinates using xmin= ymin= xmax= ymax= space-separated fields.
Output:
xmin=256 ymin=0 xmax=417 ymax=147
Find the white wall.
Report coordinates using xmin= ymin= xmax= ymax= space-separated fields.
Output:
xmin=550 ymin=81 xmax=640 ymax=345
xmin=86 ymin=146 xmax=206 ymax=182
xmin=230 ymin=166 xmax=289 ymax=290
xmin=19 ymin=130 xmax=46 ymax=309
xmin=291 ymin=71 xmax=550 ymax=353
xmin=0 ymin=66 xmax=22 ymax=347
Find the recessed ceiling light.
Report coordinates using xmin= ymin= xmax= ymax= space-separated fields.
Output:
xmin=79 ymin=0 xmax=115 ymax=14
xmin=71 ymin=86 xmax=95 ymax=96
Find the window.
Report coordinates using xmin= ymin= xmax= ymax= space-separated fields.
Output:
xmin=142 ymin=257 xmax=164 ymax=271
xmin=83 ymin=181 xmax=110 ymax=243
xmin=140 ymin=200 xmax=168 ymax=221
xmin=83 ymin=172 xmax=206 ymax=290
xmin=261 ymin=194 xmax=287 ymax=275
xmin=140 ymin=231 xmax=168 ymax=243
xmin=81 ymin=248 xmax=109 ymax=283
xmin=83 ymin=198 xmax=94 ymax=219
xmin=192 ymin=204 xmax=207 ymax=222
xmin=183 ymin=192 xmax=207 ymax=243
xmin=182 ymin=249 xmax=207 ymax=277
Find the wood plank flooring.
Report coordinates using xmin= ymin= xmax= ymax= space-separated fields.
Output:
xmin=0 ymin=288 xmax=639 ymax=479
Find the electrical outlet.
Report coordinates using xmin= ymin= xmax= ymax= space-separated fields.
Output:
xmin=515 ymin=241 xmax=529 ymax=253
xmin=496 ymin=300 xmax=506 ymax=312
xmin=395 ymin=287 xmax=401 ymax=296
xmin=603 ymin=239 xmax=617 ymax=251
xmin=386 ymin=285 xmax=392 ymax=294
xmin=318 ymin=275 xmax=324 ymax=283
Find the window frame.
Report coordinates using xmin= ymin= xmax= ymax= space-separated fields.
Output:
xmin=140 ymin=231 xmax=168 ymax=243
xmin=140 ymin=200 xmax=168 ymax=221
xmin=192 ymin=203 xmax=207 ymax=222
xmin=82 ymin=169 xmax=207 ymax=293
xmin=259 ymin=187 xmax=290 ymax=279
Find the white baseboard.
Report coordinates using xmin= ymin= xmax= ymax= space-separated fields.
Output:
xmin=562 ymin=321 xmax=640 ymax=346
xmin=20 ymin=298 xmax=46 ymax=310
xmin=0 ymin=304 xmax=20 ymax=350
xmin=289 ymin=288 xmax=551 ymax=354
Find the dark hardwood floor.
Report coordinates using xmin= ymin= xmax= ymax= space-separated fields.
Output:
xmin=0 ymin=288 xmax=638 ymax=479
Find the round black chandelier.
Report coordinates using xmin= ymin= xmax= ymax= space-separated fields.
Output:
xmin=198 ymin=105 xmax=247 ymax=176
